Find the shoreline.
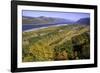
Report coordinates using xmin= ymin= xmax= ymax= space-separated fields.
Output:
xmin=23 ymin=24 xmax=68 ymax=32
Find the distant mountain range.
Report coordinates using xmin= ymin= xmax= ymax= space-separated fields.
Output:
xmin=76 ymin=18 xmax=90 ymax=25
xmin=22 ymin=16 xmax=90 ymax=25
xmin=22 ymin=16 xmax=74 ymax=25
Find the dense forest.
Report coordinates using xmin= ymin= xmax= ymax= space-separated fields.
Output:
xmin=22 ymin=24 xmax=90 ymax=62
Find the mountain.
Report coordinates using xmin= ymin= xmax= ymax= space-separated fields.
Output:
xmin=22 ymin=16 xmax=74 ymax=25
xmin=76 ymin=18 xmax=90 ymax=25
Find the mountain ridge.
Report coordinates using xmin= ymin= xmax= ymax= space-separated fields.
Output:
xmin=22 ymin=16 xmax=74 ymax=25
xmin=76 ymin=17 xmax=90 ymax=25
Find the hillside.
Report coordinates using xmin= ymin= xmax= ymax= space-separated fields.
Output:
xmin=22 ymin=16 xmax=74 ymax=25
xmin=22 ymin=24 xmax=90 ymax=62
xmin=76 ymin=17 xmax=90 ymax=25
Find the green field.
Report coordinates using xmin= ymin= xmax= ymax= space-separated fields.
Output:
xmin=22 ymin=24 xmax=90 ymax=62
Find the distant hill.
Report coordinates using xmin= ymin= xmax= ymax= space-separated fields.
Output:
xmin=76 ymin=18 xmax=90 ymax=25
xmin=22 ymin=16 xmax=74 ymax=25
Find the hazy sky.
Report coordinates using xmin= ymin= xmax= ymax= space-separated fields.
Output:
xmin=22 ymin=10 xmax=90 ymax=21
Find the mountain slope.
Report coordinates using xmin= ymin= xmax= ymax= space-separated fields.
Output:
xmin=76 ymin=18 xmax=90 ymax=25
xmin=22 ymin=16 xmax=74 ymax=25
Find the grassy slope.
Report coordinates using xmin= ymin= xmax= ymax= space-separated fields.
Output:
xmin=22 ymin=24 xmax=90 ymax=62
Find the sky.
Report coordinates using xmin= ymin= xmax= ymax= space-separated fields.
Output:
xmin=22 ymin=10 xmax=90 ymax=21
